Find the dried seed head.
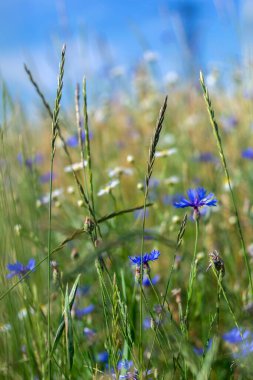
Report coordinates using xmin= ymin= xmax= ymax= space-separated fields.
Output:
xmin=171 ymin=288 xmax=182 ymax=304
xmin=51 ymin=261 xmax=61 ymax=283
xmin=84 ymin=217 xmax=95 ymax=233
xmin=206 ymin=250 xmax=225 ymax=277
xmin=71 ymin=248 xmax=79 ymax=260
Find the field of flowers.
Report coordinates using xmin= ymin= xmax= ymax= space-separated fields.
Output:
xmin=1 ymin=46 xmax=253 ymax=379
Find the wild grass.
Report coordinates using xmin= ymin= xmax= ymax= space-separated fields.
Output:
xmin=1 ymin=46 xmax=253 ymax=379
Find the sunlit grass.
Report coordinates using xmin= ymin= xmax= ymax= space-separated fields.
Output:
xmin=1 ymin=48 xmax=253 ymax=379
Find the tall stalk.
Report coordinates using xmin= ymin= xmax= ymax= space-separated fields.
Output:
xmin=139 ymin=96 xmax=167 ymax=377
xmin=200 ymin=71 xmax=253 ymax=297
xmin=184 ymin=219 xmax=199 ymax=334
xmin=47 ymin=44 xmax=66 ymax=378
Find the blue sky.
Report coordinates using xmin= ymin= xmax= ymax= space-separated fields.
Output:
xmin=0 ymin=0 xmax=251 ymax=107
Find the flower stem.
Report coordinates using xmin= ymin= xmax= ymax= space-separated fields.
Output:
xmin=184 ymin=219 xmax=199 ymax=335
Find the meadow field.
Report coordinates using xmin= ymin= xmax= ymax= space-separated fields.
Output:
xmin=1 ymin=45 xmax=253 ymax=379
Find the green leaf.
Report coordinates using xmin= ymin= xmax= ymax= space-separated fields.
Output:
xmin=64 ymin=284 xmax=74 ymax=371
xmin=51 ymin=274 xmax=81 ymax=356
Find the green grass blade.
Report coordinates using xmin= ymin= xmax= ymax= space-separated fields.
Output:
xmin=51 ymin=274 xmax=81 ymax=356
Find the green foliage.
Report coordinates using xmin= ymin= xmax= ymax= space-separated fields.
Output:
xmin=1 ymin=52 xmax=253 ymax=379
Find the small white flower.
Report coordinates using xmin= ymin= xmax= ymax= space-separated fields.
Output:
xmin=155 ymin=148 xmax=177 ymax=158
xmin=77 ymin=199 xmax=84 ymax=207
xmin=164 ymin=176 xmax=180 ymax=185
xmin=18 ymin=308 xmax=34 ymax=320
xmin=37 ymin=188 xmax=64 ymax=206
xmin=93 ymin=108 xmax=106 ymax=123
xmin=0 ymin=323 xmax=12 ymax=333
xmin=97 ymin=179 xmax=120 ymax=196
xmin=64 ymin=160 xmax=87 ymax=173
xmin=18 ymin=308 xmax=28 ymax=320
xmin=67 ymin=186 xmax=75 ymax=194
xmin=126 ymin=155 xmax=134 ymax=164
xmin=108 ymin=167 xmax=133 ymax=178
xmin=14 ymin=224 xmax=22 ymax=236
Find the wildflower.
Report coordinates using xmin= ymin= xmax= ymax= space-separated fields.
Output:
xmin=233 ymin=340 xmax=253 ymax=359
xmin=0 ymin=323 xmax=12 ymax=333
xmin=36 ymin=188 xmax=63 ymax=207
xmin=193 ymin=339 xmax=212 ymax=356
xmin=163 ymin=193 xmax=183 ymax=206
xmin=17 ymin=153 xmax=43 ymax=169
xmin=76 ymin=285 xmax=90 ymax=297
xmin=129 ymin=249 xmax=160 ymax=267
xmin=74 ymin=304 xmax=95 ymax=318
xmin=6 ymin=258 xmax=36 ymax=279
xmin=193 ymin=152 xmax=218 ymax=163
xmin=222 ymin=327 xmax=251 ymax=344
xmin=242 ymin=148 xmax=253 ymax=160
xmin=83 ymin=327 xmax=96 ymax=340
xmin=40 ymin=172 xmax=55 ymax=183
xmin=126 ymin=155 xmax=134 ymax=164
xmin=221 ymin=115 xmax=238 ymax=132
xmin=14 ymin=224 xmax=22 ymax=236
xmin=97 ymin=179 xmax=120 ymax=196
xmin=118 ymin=359 xmax=133 ymax=370
xmin=77 ymin=200 xmax=84 ymax=207
xmin=164 ymin=176 xmax=180 ymax=186
xmin=66 ymin=130 xmax=85 ymax=148
xmin=143 ymin=317 xmax=152 ymax=330
xmin=108 ymin=167 xmax=133 ymax=178
xmin=67 ymin=186 xmax=75 ymax=194
xmin=155 ymin=148 xmax=177 ymax=158
xmin=64 ymin=160 xmax=87 ymax=173
xmin=96 ymin=351 xmax=109 ymax=363
xmin=173 ymin=187 xmax=217 ymax=220
xmin=142 ymin=275 xmax=160 ymax=287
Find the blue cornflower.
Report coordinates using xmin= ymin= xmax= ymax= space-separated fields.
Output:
xmin=17 ymin=153 xmax=43 ymax=169
xmin=40 ymin=172 xmax=56 ymax=183
xmin=76 ymin=285 xmax=90 ymax=297
xmin=83 ymin=327 xmax=96 ymax=339
xmin=222 ymin=327 xmax=251 ymax=344
xmin=193 ymin=339 xmax=212 ymax=356
xmin=233 ymin=340 xmax=253 ymax=359
xmin=173 ymin=187 xmax=217 ymax=219
xmin=118 ymin=359 xmax=133 ymax=370
xmin=66 ymin=131 xmax=86 ymax=148
xmin=242 ymin=148 xmax=253 ymax=160
xmin=143 ymin=317 xmax=152 ymax=330
xmin=221 ymin=115 xmax=238 ymax=132
xmin=96 ymin=351 xmax=109 ymax=363
xmin=74 ymin=304 xmax=95 ymax=318
xmin=162 ymin=193 xmax=183 ymax=206
xmin=194 ymin=152 xmax=218 ymax=164
xmin=129 ymin=249 xmax=160 ymax=267
xmin=142 ymin=274 xmax=160 ymax=287
xmin=6 ymin=258 xmax=36 ymax=279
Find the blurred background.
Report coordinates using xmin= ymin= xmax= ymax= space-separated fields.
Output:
xmin=0 ymin=0 xmax=252 ymax=109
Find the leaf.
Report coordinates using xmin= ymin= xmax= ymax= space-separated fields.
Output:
xmin=64 ymin=284 xmax=74 ymax=371
xmin=51 ymin=274 xmax=81 ymax=356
